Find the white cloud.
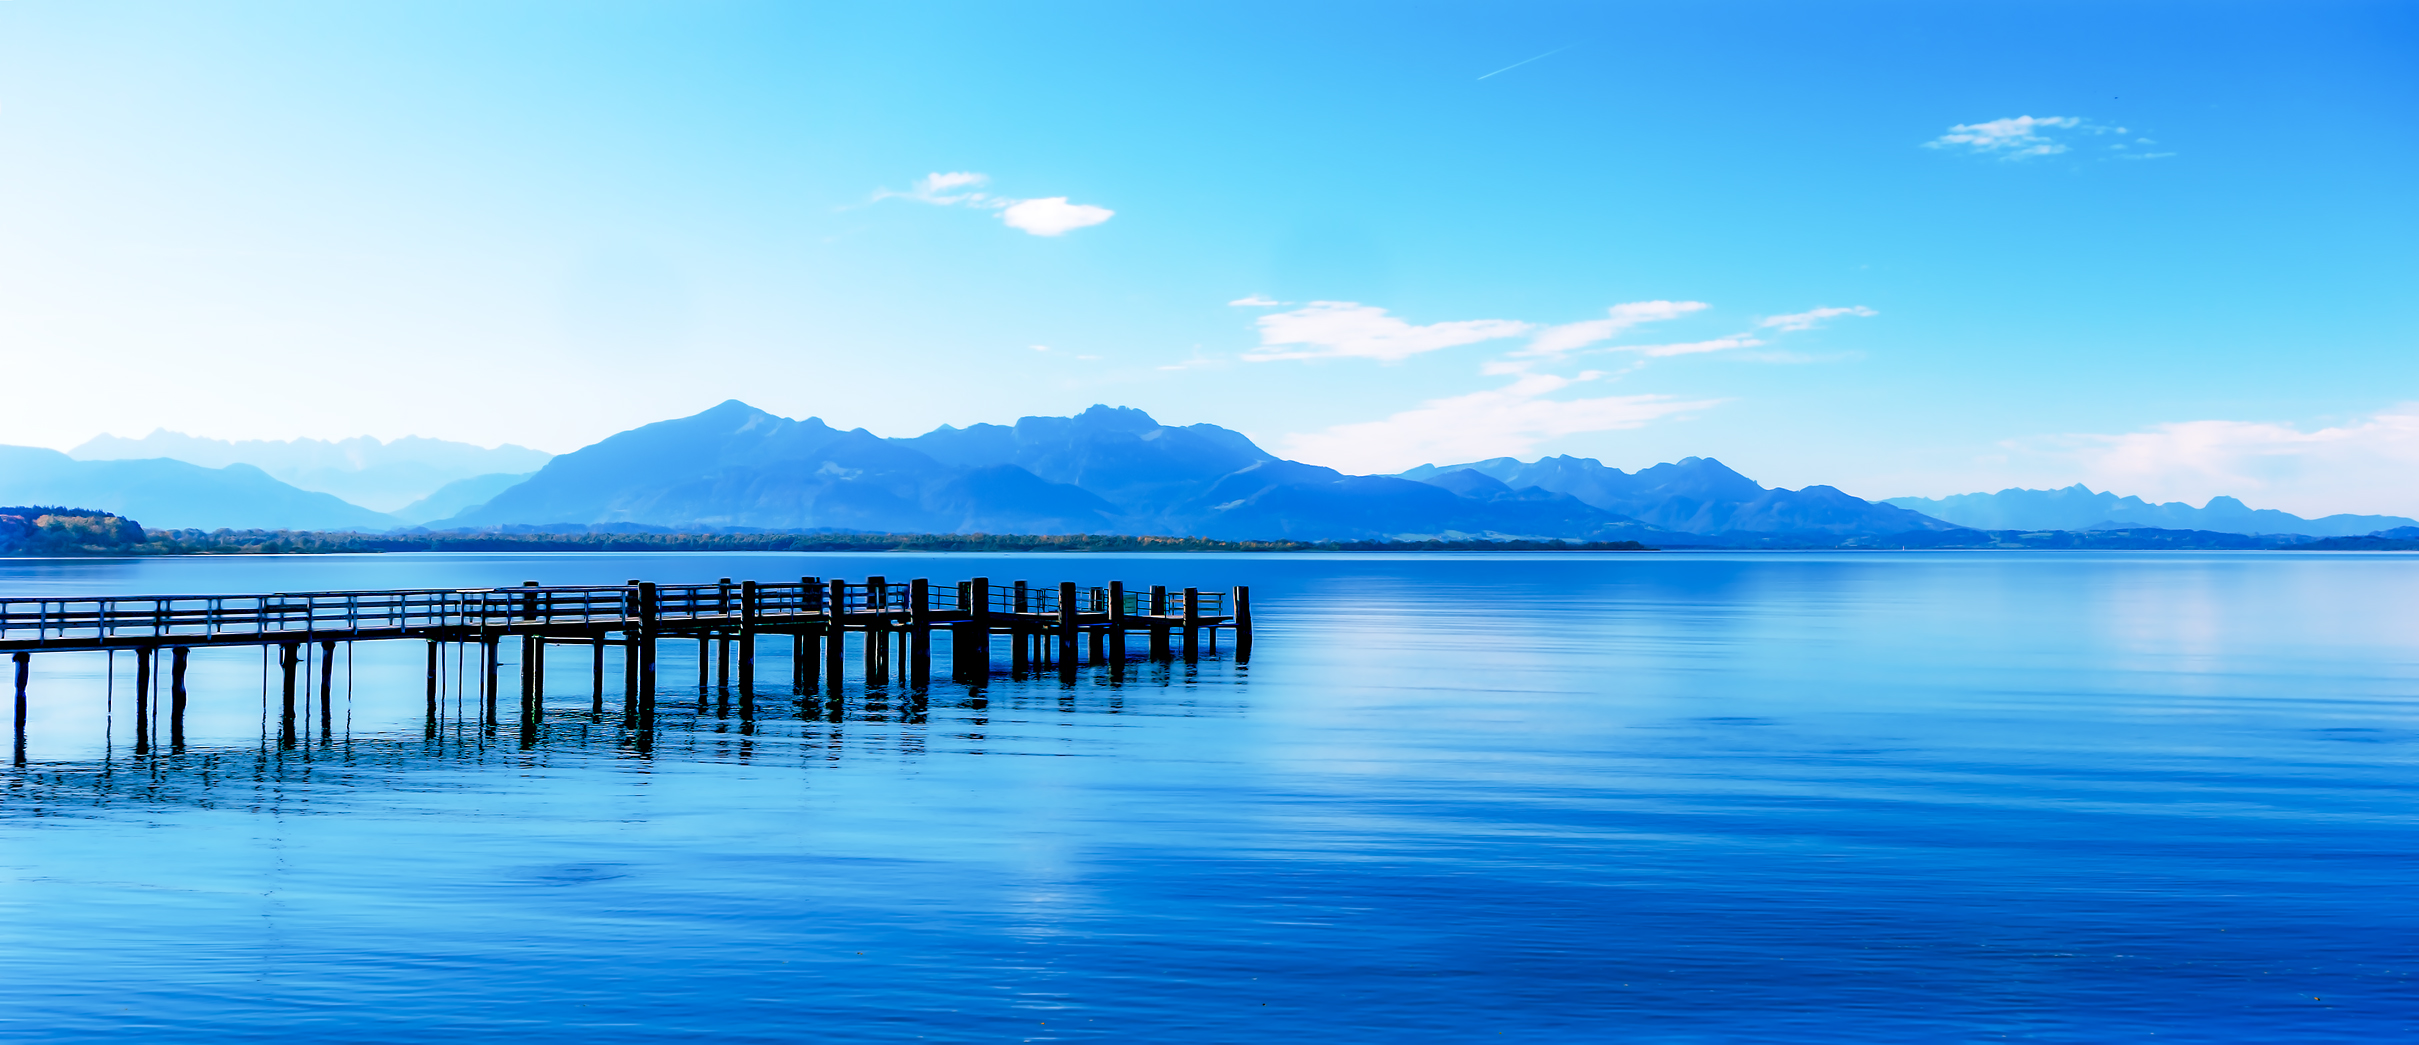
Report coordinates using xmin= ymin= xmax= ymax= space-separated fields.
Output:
xmin=1000 ymin=197 xmax=1114 ymax=236
xmin=874 ymin=172 xmax=1115 ymax=236
xmin=2013 ymin=406 xmax=2419 ymax=517
xmin=1625 ymin=336 xmax=1765 ymax=358
xmin=1758 ymin=305 xmax=1877 ymax=332
xmin=1924 ymin=115 xmax=2083 ymax=159
xmin=1923 ymin=116 xmax=2163 ymax=162
xmin=1520 ymin=300 xmax=1708 ymax=357
xmin=1243 ymin=301 xmax=1533 ymax=363
xmin=1280 ymin=372 xmax=1724 ymax=474
xmin=877 ymin=171 xmax=995 ymax=205
xmin=1228 ymin=295 xmax=1289 ymax=307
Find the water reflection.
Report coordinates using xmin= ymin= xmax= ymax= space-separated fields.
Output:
xmin=3 ymin=651 xmax=1248 ymax=817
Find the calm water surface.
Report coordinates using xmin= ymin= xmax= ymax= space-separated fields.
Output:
xmin=0 ymin=551 xmax=2411 ymax=1042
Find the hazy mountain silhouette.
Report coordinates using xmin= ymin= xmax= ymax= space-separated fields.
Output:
xmin=1401 ymin=455 xmax=1955 ymax=537
xmin=1885 ymin=485 xmax=2417 ymax=537
xmin=71 ymin=430 xmax=552 ymax=512
xmin=0 ymin=446 xmax=399 ymax=531
xmin=390 ymin=472 xmax=536 ymax=525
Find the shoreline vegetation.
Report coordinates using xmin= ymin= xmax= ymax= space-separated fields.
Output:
xmin=7 ymin=507 xmax=2419 ymax=557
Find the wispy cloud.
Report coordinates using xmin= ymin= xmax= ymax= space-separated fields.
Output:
xmin=1258 ymin=296 xmax=1870 ymax=471
xmin=1923 ymin=116 xmax=2166 ymax=162
xmin=873 ymin=172 xmax=1115 ymax=236
xmin=1243 ymin=301 xmax=1533 ymax=363
xmin=1281 ymin=372 xmax=1723 ymax=474
xmin=1228 ymin=295 xmax=1290 ymax=307
xmin=1520 ymin=300 xmax=1708 ymax=358
xmin=1758 ymin=305 xmax=1877 ymax=332
xmin=1924 ymin=115 xmax=2083 ymax=159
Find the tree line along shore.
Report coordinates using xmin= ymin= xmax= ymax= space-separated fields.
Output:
xmin=8 ymin=505 xmax=2418 ymax=557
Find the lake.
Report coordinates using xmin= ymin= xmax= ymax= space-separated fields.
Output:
xmin=1 ymin=551 xmax=2412 ymax=1042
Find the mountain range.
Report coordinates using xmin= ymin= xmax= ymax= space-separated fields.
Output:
xmin=70 ymin=430 xmax=552 ymax=513
xmin=441 ymin=401 xmax=1683 ymax=541
xmin=1885 ymin=485 xmax=2418 ymax=537
xmin=0 ymin=446 xmax=399 ymax=531
xmin=3 ymin=402 xmax=2408 ymax=544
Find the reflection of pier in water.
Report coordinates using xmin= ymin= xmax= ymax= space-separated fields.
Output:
xmin=0 ymin=654 xmax=1245 ymax=815
xmin=2 ymin=576 xmax=1252 ymax=762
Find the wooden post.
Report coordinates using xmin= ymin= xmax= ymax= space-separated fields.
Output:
xmin=961 ymin=577 xmax=991 ymax=680
xmin=520 ymin=634 xmax=536 ymax=723
xmin=169 ymin=646 xmax=189 ymax=751
xmin=592 ymin=635 xmax=607 ymax=717
xmin=1182 ymin=587 xmax=1200 ymax=662
xmin=319 ymin=639 xmax=337 ymax=739
xmin=825 ymin=579 xmax=847 ymax=693
xmin=717 ymin=579 xmax=734 ymax=692
xmin=1088 ymin=587 xmax=1107 ymax=664
xmin=1108 ymin=581 xmax=1128 ymax=667
xmin=425 ymin=639 xmax=439 ymax=731
xmin=482 ymin=637 xmax=500 ymax=726
xmin=698 ymin=634 xmax=710 ymax=692
xmin=866 ymin=576 xmax=889 ymax=683
xmin=636 ymin=582 xmax=659 ymax=729
xmin=11 ymin=651 xmax=25 ymax=765
xmin=1150 ymin=585 xmax=1170 ymax=659
xmin=278 ymin=641 xmax=300 ymax=748
xmin=1011 ymin=581 xmax=1030 ymax=671
xmin=739 ymin=581 xmax=759 ymax=694
xmin=1233 ymin=586 xmax=1252 ymax=663
xmin=1058 ymin=581 xmax=1080 ymax=675
xmin=798 ymin=576 xmax=821 ymax=693
xmin=133 ymin=646 xmax=153 ymax=755
xmin=909 ymin=578 xmax=931 ymax=687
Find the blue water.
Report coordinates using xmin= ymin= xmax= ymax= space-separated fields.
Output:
xmin=1 ymin=551 xmax=2412 ymax=1042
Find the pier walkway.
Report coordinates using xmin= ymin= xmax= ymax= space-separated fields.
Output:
xmin=2 ymin=575 xmax=1250 ymax=759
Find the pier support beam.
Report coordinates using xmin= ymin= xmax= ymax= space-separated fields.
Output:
xmin=592 ymin=636 xmax=607 ymax=717
xmin=12 ymin=651 xmax=25 ymax=765
xmin=959 ymin=578 xmax=991 ymax=681
xmin=1088 ymin=587 xmax=1107 ymax=664
xmin=1058 ymin=581 xmax=1080 ymax=678
xmin=425 ymin=640 xmax=439 ymax=731
xmin=1182 ymin=587 xmax=1200 ymax=663
xmin=1108 ymin=581 xmax=1128 ymax=668
xmin=278 ymin=642 xmax=300 ymax=749
xmin=825 ymin=579 xmax=847 ymax=695
xmin=319 ymin=640 xmax=336 ymax=740
xmin=1149 ymin=585 xmax=1170 ymax=659
xmin=909 ymin=578 xmax=931 ymax=688
xmin=133 ymin=647 xmax=153 ymax=755
xmin=170 ymin=647 xmax=189 ymax=751
xmin=1233 ymin=586 xmax=1252 ymax=663
xmin=636 ymin=582 xmax=659 ymax=730
xmin=739 ymin=580 xmax=759 ymax=695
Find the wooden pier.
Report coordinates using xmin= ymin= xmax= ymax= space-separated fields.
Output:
xmin=1 ymin=575 xmax=1251 ymax=760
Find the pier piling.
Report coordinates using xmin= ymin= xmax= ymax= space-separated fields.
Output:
xmin=169 ymin=647 xmax=188 ymax=751
xmin=133 ymin=647 xmax=152 ymax=755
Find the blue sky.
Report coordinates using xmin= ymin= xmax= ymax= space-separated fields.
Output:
xmin=3 ymin=1 xmax=2414 ymax=513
